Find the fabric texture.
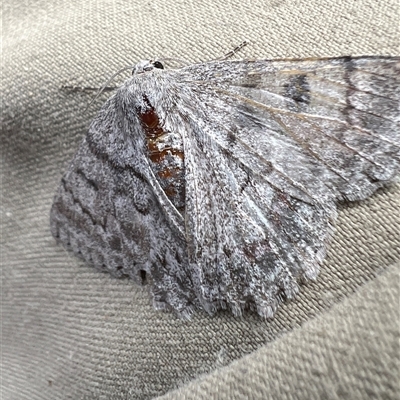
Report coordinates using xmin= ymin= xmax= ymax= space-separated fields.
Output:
xmin=157 ymin=263 xmax=400 ymax=400
xmin=1 ymin=0 xmax=399 ymax=399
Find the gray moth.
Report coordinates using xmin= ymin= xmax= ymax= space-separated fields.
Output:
xmin=50 ymin=56 xmax=400 ymax=318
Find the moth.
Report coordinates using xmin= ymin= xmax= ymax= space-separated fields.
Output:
xmin=50 ymin=56 xmax=400 ymax=318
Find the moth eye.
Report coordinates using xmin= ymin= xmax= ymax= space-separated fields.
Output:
xmin=153 ymin=61 xmax=164 ymax=69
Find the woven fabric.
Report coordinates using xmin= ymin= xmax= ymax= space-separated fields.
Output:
xmin=157 ymin=263 xmax=400 ymax=400
xmin=1 ymin=1 xmax=399 ymax=399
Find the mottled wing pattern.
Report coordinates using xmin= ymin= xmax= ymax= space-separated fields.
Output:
xmin=170 ymin=56 xmax=399 ymax=315
xmin=179 ymin=57 xmax=400 ymax=200
xmin=50 ymin=94 xmax=197 ymax=317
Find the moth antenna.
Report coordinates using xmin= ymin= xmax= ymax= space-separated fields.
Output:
xmin=61 ymin=85 xmax=117 ymax=93
xmin=218 ymin=41 xmax=249 ymax=61
xmin=84 ymin=65 xmax=135 ymax=112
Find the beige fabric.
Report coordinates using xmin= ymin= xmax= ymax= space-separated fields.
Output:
xmin=157 ymin=263 xmax=400 ymax=400
xmin=1 ymin=0 xmax=399 ymax=399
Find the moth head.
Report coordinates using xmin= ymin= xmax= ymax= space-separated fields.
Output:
xmin=132 ymin=60 xmax=164 ymax=75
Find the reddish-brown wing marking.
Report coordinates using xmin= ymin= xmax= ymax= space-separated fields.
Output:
xmin=138 ymin=95 xmax=186 ymax=213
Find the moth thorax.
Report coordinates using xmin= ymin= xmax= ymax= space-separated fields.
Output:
xmin=137 ymin=97 xmax=186 ymax=214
